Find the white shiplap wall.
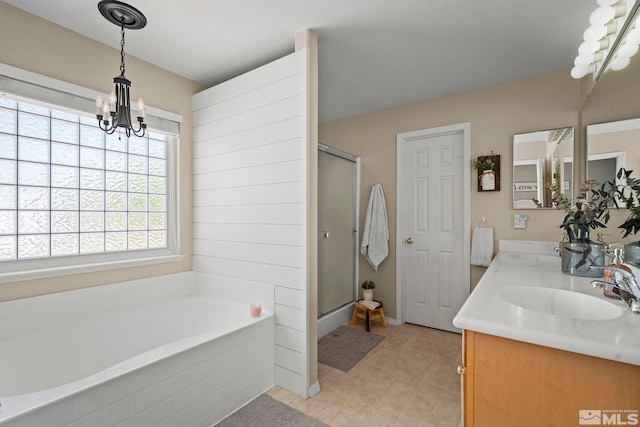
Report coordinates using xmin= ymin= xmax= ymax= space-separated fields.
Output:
xmin=192 ymin=50 xmax=311 ymax=396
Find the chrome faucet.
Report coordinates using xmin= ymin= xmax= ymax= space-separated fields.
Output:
xmin=590 ymin=266 xmax=640 ymax=313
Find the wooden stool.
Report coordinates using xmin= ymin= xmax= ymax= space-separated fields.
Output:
xmin=350 ymin=300 xmax=387 ymax=332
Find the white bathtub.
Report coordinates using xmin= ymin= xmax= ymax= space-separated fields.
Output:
xmin=0 ymin=271 xmax=275 ymax=427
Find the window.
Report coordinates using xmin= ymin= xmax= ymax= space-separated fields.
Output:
xmin=0 ymin=90 xmax=179 ymax=280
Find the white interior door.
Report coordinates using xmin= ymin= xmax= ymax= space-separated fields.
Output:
xmin=397 ymin=124 xmax=470 ymax=333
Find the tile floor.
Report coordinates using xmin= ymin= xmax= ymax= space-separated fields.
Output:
xmin=267 ymin=322 xmax=463 ymax=426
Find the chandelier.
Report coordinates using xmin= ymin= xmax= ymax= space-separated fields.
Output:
xmin=95 ymin=0 xmax=147 ymax=138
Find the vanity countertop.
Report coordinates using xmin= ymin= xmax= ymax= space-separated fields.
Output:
xmin=453 ymin=241 xmax=640 ymax=366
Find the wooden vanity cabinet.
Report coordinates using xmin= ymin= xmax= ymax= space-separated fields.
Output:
xmin=461 ymin=330 xmax=640 ymax=426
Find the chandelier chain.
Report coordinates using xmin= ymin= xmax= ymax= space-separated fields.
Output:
xmin=120 ymin=23 xmax=126 ymax=76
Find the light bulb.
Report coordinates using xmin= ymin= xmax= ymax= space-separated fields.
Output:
xmin=137 ymin=98 xmax=145 ymax=119
xmin=579 ymin=39 xmax=609 ymax=55
xmin=571 ymin=64 xmax=595 ymax=79
xmin=625 ymin=28 xmax=640 ymax=45
xmin=102 ymin=101 xmax=110 ymax=115
xmin=574 ymin=52 xmax=603 ymax=67
xmin=618 ymin=42 xmax=639 ymax=58
xmin=584 ymin=25 xmax=607 ymax=42
xmin=610 ymin=55 xmax=631 ymax=70
xmin=597 ymin=0 xmax=618 ymax=6
xmin=96 ymin=96 xmax=103 ymax=115
xmin=590 ymin=6 xmax=615 ymax=26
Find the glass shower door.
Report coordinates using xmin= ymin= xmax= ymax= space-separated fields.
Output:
xmin=318 ymin=149 xmax=357 ymax=317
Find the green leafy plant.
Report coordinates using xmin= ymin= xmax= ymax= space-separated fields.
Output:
xmin=472 ymin=155 xmax=495 ymax=171
xmin=612 ymin=168 xmax=640 ymax=238
xmin=550 ymin=180 xmax=614 ymax=242
xmin=360 ymin=280 xmax=375 ymax=290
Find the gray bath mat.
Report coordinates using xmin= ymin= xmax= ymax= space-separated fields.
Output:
xmin=216 ymin=394 xmax=328 ymax=427
xmin=318 ymin=325 xmax=384 ymax=372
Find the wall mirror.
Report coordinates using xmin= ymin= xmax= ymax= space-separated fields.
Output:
xmin=513 ymin=127 xmax=574 ymax=209
xmin=587 ymin=118 xmax=640 ymax=189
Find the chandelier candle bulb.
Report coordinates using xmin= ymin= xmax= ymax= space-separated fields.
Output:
xmin=138 ymin=98 xmax=145 ymax=119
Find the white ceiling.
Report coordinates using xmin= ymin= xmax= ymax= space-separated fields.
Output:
xmin=4 ymin=0 xmax=594 ymax=123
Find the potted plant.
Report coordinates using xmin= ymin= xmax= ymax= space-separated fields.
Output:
xmin=361 ymin=280 xmax=375 ymax=302
xmin=472 ymin=153 xmax=496 ymax=191
xmin=551 ymin=180 xmax=614 ymax=276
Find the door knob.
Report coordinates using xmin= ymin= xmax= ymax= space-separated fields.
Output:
xmin=406 ymin=237 xmax=413 ymax=244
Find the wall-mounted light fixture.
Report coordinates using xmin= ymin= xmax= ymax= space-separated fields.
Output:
xmin=95 ymin=0 xmax=147 ymax=137
xmin=571 ymin=0 xmax=640 ymax=80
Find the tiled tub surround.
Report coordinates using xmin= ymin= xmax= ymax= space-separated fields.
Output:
xmin=0 ymin=271 xmax=275 ymax=426
xmin=454 ymin=240 xmax=640 ymax=365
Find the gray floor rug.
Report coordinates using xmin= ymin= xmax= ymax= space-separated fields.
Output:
xmin=318 ymin=325 xmax=384 ymax=372
xmin=216 ymin=394 xmax=328 ymax=427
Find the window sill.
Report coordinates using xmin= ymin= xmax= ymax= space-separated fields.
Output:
xmin=0 ymin=253 xmax=186 ymax=284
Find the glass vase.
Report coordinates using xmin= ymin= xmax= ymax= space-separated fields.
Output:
xmin=561 ymin=230 xmax=605 ymax=277
xmin=624 ymin=241 xmax=640 ymax=266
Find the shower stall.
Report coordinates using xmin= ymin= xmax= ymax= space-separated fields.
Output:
xmin=317 ymin=144 xmax=360 ymax=337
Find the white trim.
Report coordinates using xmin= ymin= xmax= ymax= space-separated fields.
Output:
xmin=0 ymin=254 xmax=185 ymax=283
xmin=587 ymin=118 xmax=640 ymax=135
xmin=395 ymin=122 xmax=471 ymax=325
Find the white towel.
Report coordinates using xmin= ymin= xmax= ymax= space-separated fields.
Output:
xmin=361 ymin=184 xmax=389 ymax=271
xmin=360 ymin=300 xmax=380 ymax=310
xmin=470 ymin=227 xmax=494 ymax=267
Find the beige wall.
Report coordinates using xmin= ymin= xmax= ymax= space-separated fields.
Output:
xmin=0 ymin=3 xmax=204 ymax=301
xmin=319 ymin=70 xmax=583 ymax=319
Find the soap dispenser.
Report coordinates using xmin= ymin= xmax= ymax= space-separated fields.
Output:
xmin=603 ymin=248 xmax=628 ymax=299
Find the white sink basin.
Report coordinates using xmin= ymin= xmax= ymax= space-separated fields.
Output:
xmin=498 ymin=286 xmax=623 ymax=320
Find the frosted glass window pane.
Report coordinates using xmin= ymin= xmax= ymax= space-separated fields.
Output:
xmin=18 ymin=211 xmax=49 ymax=234
xmin=149 ymin=195 xmax=165 ymax=212
xmin=0 ymin=134 xmax=17 ymax=159
xmin=128 ymin=194 xmax=146 ymax=211
xmin=149 ymin=231 xmax=166 ymax=248
xmin=106 ymin=212 xmax=126 ymax=231
xmin=106 ymin=171 xmax=126 ymax=191
xmin=149 ymin=176 xmax=166 ymax=194
xmin=80 ymin=169 xmax=104 ymax=190
xmin=128 ymin=137 xmax=146 ymax=155
xmin=0 ymin=211 xmax=16 ymax=234
xmin=18 ymin=137 xmax=49 ymax=163
xmin=80 ymin=147 xmax=104 ymax=169
xmin=51 ymin=120 xmax=78 ymax=144
xmin=0 ymin=236 xmax=17 ymax=260
xmin=18 ymin=186 xmax=49 ymax=210
xmin=51 ymin=211 xmax=79 ymax=233
xmin=128 ymin=231 xmax=147 ymax=249
xmin=128 ymin=174 xmax=147 ymax=193
xmin=149 ymin=213 xmax=166 ymax=230
xmin=18 ymin=162 xmax=49 ymax=187
xmin=106 ymin=151 xmax=126 ymax=171
xmin=80 ymin=233 xmax=104 ymax=253
xmin=128 ymin=155 xmax=147 ymax=174
xmin=51 ymin=165 xmax=78 ymax=188
xmin=51 ymin=110 xmax=79 ymax=122
xmin=80 ymin=126 xmax=104 ymax=148
xmin=106 ymin=134 xmax=126 ymax=152
xmin=51 ymin=188 xmax=79 ymax=210
xmin=51 ymin=234 xmax=78 ymax=256
xmin=149 ymin=139 xmax=166 ymax=159
xmin=51 ymin=142 xmax=78 ymax=166
xmin=0 ymin=97 xmax=17 ymax=108
xmin=18 ymin=235 xmax=49 ymax=258
xmin=0 ymin=160 xmax=16 ymax=184
xmin=80 ymin=212 xmax=104 ymax=232
xmin=0 ymin=108 xmax=17 ymax=134
xmin=128 ymin=212 xmax=147 ymax=230
xmin=106 ymin=192 xmax=126 ymax=211
xmin=18 ymin=102 xmax=49 ymax=116
xmin=149 ymin=158 xmax=166 ymax=177
xmin=80 ymin=190 xmax=104 ymax=211
xmin=106 ymin=232 xmax=126 ymax=252
xmin=18 ymin=112 xmax=49 ymax=139
xmin=0 ymin=185 xmax=16 ymax=209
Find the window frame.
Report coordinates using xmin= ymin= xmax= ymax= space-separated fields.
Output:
xmin=0 ymin=65 xmax=183 ymax=283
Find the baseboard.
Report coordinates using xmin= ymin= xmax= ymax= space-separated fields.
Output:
xmin=307 ymin=381 xmax=320 ymax=398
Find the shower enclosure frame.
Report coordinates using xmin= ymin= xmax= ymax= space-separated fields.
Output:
xmin=317 ymin=143 xmax=360 ymax=338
